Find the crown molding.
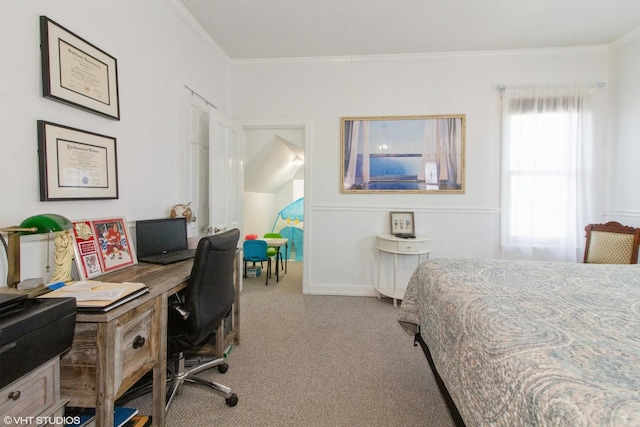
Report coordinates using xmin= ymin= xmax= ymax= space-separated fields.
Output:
xmin=162 ymin=0 xmax=230 ymax=62
xmin=610 ymin=26 xmax=640 ymax=50
xmin=230 ymin=45 xmax=609 ymax=66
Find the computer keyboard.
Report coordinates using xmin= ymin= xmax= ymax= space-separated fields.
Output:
xmin=140 ymin=249 xmax=196 ymax=265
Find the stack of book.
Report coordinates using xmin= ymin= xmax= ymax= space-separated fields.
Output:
xmin=40 ymin=281 xmax=148 ymax=312
xmin=65 ymin=406 xmax=151 ymax=427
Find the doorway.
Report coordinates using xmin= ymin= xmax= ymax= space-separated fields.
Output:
xmin=242 ymin=120 xmax=311 ymax=293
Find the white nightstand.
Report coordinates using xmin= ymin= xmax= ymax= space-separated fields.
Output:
xmin=376 ymin=234 xmax=432 ymax=306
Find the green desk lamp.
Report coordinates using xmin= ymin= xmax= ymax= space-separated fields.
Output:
xmin=0 ymin=213 xmax=73 ymax=287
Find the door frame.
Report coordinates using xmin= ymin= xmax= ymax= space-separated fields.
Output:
xmin=241 ymin=119 xmax=312 ymax=294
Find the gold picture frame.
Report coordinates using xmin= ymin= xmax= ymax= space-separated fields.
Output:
xmin=341 ymin=115 xmax=465 ymax=193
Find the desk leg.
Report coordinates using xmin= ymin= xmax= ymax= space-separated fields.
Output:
xmin=95 ymin=324 xmax=116 ymax=427
xmin=153 ymin=294 xmax=168 ymax=426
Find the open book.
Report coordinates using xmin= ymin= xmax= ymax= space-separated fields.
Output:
xmin=40 ymin=281 xmax=148 ymax=312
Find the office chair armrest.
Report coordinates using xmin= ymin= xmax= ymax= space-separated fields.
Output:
xmin=169 ymin=294 xmax=190 ymax=320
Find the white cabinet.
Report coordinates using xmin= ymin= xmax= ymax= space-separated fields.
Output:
xmin=376 ymin=234 xmax=432 ymax=306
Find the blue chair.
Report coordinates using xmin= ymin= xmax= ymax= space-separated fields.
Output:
xmin=243 ymin=240 xmax=271 ymax=286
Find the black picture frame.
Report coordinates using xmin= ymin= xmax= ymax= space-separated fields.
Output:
xmin=37 ymin=120 xmax=119 ymax=201
xmin=40 ymin=16 xmax=121 ymax=120
xmin=390 ymin=211 xmax=415 ymax=236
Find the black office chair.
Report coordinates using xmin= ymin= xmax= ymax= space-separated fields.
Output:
xmin=165 ymin=228 xmax=240 ymax=410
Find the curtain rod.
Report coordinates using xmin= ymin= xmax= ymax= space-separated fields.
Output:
xmin=184 ymin=85 xmax=217 ymax=109
xmin=497 ymin=82 xmax=606 ymax=94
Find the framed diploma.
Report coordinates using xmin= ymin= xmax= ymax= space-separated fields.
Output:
xmin=40 ymin=16 xmax=120 ymax=120
xmin=37 ymin=120 xmax=119 ymax=201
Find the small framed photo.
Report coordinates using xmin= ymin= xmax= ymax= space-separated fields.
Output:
xmin=390 ymin=211 xmax=415 ymax=236
xmin=72 ymin=217 xmax=137 ymax=279
xmin=37 ymin=120 xmax=118 ymax=201
xmin=40 ymin=16 xmax=120 ymax=120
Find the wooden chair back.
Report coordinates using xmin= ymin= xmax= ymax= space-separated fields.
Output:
xmin=583 ymin=221 xmax=640 ymax=264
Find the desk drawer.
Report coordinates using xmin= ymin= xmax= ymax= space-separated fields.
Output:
xmin=0 ymin=358 xmax=59 ymax=420
xmin=118 ymin=300 xmax=155 ymax=396
xmin=60 ymin=298 xmax=159 ymax=406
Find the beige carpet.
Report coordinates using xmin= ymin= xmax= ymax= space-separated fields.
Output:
xmin=129 ymin=261 xmax=455 ymax=426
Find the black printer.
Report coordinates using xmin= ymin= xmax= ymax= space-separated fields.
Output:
xmin=0 ymin=293 xmax=76 ymax=389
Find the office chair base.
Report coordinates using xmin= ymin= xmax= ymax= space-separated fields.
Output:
xmin=165 ymin=356 xmax=238 ymax=411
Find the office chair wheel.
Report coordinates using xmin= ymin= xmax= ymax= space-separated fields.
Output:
xmin=225 ymin=393 xmax=238 ymax=407
xmin=218 ymin=362 xmax=229 ymax=373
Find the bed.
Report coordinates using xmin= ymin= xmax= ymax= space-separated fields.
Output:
xmin=397 ymin=258 xmax=640 ymax=426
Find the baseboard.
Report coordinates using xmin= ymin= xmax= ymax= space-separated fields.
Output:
xmin=306 ymin=284 xmax=379 ymax=297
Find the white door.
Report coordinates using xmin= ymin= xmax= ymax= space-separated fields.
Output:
xmin=179 ymin=86 xmax=242 ymax=239
xmin=210 ymin=111 xmax=243 ymax=233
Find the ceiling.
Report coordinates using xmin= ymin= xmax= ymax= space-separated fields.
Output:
xmin=179 ymin=0 xmax=640 ymax=59
xmin=245 ymin=135 xmax=304 ymax=193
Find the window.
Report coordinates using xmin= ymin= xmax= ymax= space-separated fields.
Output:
xmin=500 ymin=85 xmax=603 ymax=261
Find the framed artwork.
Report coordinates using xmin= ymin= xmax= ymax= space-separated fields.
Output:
xmin=72 ymin=217 xmax=137 ymax=279
xmin=390 ymin=211 xmax=415 ymax=236
xmin=341 ymin=115 xmax=465 ymax=193
xmin=37 ymin=120 xmax=118 ymax=201
xmin=40 ymin=16 xmax=120 ymax=120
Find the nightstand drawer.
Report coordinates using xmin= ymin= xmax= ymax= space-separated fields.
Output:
xmin=398 ymin=241 xmax=425 ymax=252
xmin=376 ymin=234 xmax=432 ymax=254
xmin=0 ymin=358 xmax=59 ymax=420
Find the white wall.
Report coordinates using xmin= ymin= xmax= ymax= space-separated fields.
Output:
xmin=608 ymin=30 xmax=640 ymax=227
xmin=0 ymin=0 xmax=231 ymax=284
xmin=243 ymin=191 xmax=277 ymax=237
xmin=231 ymin=48 xmax=610 ymax=295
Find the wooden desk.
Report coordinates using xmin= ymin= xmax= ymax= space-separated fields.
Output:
xmin=60 ymin=254 xmax=241 ymax=427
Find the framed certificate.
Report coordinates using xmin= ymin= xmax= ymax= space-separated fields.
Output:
xmin=40 ymin=16 xmax=120 ymax=120
xmin=37 ymin=120 xmax=119 ymax=201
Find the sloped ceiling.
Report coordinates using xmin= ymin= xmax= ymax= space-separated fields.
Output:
xmin=245 ymin=135 xmax=304 ymax=193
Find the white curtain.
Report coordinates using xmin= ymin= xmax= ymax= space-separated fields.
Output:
xmin=362 ymin=121 xmax=370 ymax=183
xmin=500 ymin=84 xmax=605 ymax=262
xmin=344 ymin=121 xmax=360 ymax=188
xmin=420 ymin=118 xmax=462 ymax=188
xmin=344 ymin=120 xmax=370 ymax=188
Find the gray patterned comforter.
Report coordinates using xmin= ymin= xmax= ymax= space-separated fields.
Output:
xmin=397 ymin=258 xmax=640 ymax=426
